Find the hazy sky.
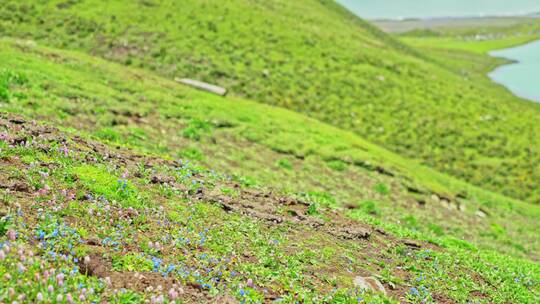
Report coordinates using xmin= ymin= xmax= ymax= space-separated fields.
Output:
xmin=336 ymin=0 xmax=540 ymax=19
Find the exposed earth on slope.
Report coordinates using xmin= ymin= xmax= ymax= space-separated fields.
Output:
xmin=1 ymin=113 xmax=455 ymax=303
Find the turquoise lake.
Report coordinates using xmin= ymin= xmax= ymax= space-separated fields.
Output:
xmin=336 ymin=1 xmax=540 ymax=103
xmin=489 ymin=40 xmax=540 ymax=103
xmin=336 ymin=0 xmax=540 ymax=19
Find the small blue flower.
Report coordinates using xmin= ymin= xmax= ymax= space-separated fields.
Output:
xmin=151 ymin=256 xmax=163 ymax=272
xmin=166 ymin=264 xmax=176 ymax=274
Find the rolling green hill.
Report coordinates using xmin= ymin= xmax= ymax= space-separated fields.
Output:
xmin=1 ymin=36 xmax=540 ymax=302
xmin=1 ymin=1 xmax=540 ymax=303
xmin=1 ymin=0 xmax=540 ymax=203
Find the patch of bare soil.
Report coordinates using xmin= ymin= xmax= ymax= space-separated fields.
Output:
xmin=78 ymin=253 xmax=210 ymax=302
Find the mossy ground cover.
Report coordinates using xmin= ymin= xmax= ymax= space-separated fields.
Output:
xmin=1 ymin=0 xmax=540 ymax=204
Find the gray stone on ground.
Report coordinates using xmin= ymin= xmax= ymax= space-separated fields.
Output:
xmin=475 ymin=210 xmax=487 ymax=218
xmin=174 ymin=78 xmax=227 ymax=96
xmin=353 ymin=276 xmax=386 ymax=295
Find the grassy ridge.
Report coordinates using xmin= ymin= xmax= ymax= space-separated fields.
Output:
xmin=1 ymin=0 xmax=540 ymax=203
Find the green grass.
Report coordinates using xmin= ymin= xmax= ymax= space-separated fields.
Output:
xmin=1 ymin=0 xmax=540 ymax=203
xmin=0 ymin=122 xmax=407 ymax=302
xmin=71 ymin=164 xmax=147 ymax=209
xmin=0 ymin=68 xmax=27 ymax=102
xmin=1 ymin=114 xmax=539 ymax=302
xmin=1 ymin=2 xmax=540 ymax=302
xmin=1 ymin=38 xmax=540 ymax=264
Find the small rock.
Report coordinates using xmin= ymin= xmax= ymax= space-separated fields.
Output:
xmin=150 ymin=175 xmax=173 ymax=184
xmin=353 ymin=276 xmax=386 ymax=295
xmin=337 ymin=227 xmax=371 ymax=240
xmin=475 ymin=210 xmax=487 ymax=218
xmin=441 ymin=199 xmax=451 ymax=210
xmin=175 ymin=78 xmax=227 ymax=96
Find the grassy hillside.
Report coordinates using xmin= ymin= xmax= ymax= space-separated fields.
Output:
xmin=1 ymin=0 xmax=540 ymax=203
xmin=1 ymin=37 xmax=540 ymax=302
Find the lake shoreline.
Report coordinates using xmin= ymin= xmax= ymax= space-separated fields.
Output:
xmin=371 ymin=13 xmax=540 ymax=22
xmin=488 ymin=39 xmax=540 ymax=102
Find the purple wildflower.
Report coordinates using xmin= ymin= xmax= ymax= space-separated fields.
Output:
xmin=7 ymin=229 xmax=17 ymax=241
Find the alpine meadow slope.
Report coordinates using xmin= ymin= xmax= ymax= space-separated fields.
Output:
xmin=1 ymin=1 xmax=540 ymax=303
xmin=1 ymin=37 xmax=540 ymax=303
xmin=1 ymin=0 xmax=540 ymax=203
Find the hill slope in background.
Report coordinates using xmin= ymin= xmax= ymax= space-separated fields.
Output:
xmin=1 ymin=0 xmax=540 ymax=203
xmin=1 ymin=38 xmax=539 ymax=303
